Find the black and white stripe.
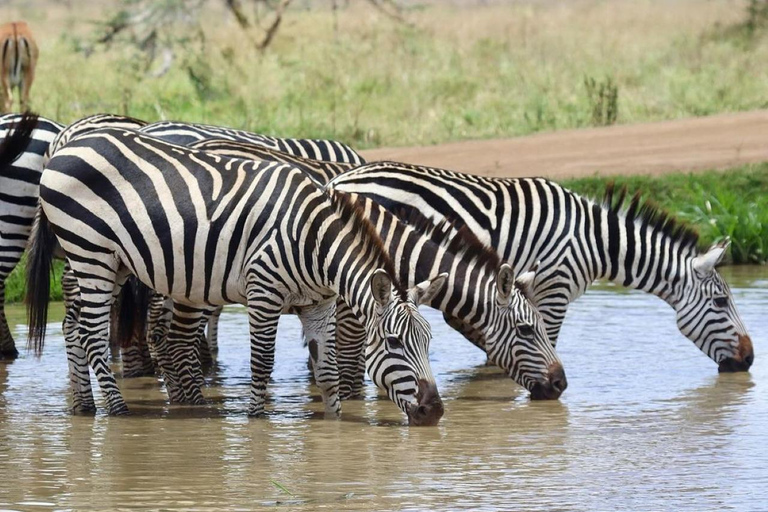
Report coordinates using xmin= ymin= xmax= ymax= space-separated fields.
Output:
xmin=135 ymin=139 xmax=565 ymax=400
xmin=0 ymin=113 xmax=62 ymax=359
xmin=328 ymin=162 xmax=755 ymax=371
xmin=142 ymin=120 xmax=366 ymax=165
xmin=333 ymin=194 xmax=566 ymax=400
xmin=29 ymin=128 xmax=445 ymax=423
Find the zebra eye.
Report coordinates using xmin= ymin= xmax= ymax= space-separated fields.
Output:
xmin=387 ymin=336 xmax=403 ymax=352
xmin=713 ymin=297 xmax=729 ymax=309
xmin=517 ymin=324 xmax=534 ymax=339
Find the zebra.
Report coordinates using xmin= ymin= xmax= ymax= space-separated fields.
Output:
xmin=16 ymin=125 xmax=446 ymax=424
xmin=328 ymin=162 xmax=755 ymax=374
xmin=45 ymin=115 xmax=362 ymax=379
xmin=0 ymin=113 xmax=62 ymax=359
xmin=336 ymin=193 xmax=566 ymax=399
xmin=173 ymin=138 xmax=566 ymax=399
xmin=141 ymin=120 xmax=366 ymax=164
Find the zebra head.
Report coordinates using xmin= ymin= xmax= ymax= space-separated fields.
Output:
xmin=674 ymin=239 xmax=753 ymax=372
xmin=445 ymin=263 xmax=566 ymax=400
xmin=365 ymin=269 xmax=447 ymax=426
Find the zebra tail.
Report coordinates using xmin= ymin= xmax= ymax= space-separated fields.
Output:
xmin=26 ymin=207 xmax=56 ymax=356
xmin=115 ymin=277 xmax=152 ymax=349
xmin=0 ymin=111 xmax=38 ymax=167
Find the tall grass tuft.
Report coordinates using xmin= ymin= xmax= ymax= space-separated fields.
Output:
xmin=684 ymin=192 xmax=768 ymax=264
xmin=584 ymin=76 xmax=618 ymax=126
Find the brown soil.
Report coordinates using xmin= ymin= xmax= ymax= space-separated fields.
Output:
xmin=360 ymin=110 xmax=768 ymax=179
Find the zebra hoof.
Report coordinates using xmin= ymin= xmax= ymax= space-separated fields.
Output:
xmin=0 ymin=347 xmax=20 ymax=361
xmin=339 ymin=387 xmax=365 ymax=400
xmin=72 ymin=404 xmax=97 ymax=416
xmin=123 ymin=369 xmax=155 ymax=378
xmin=108 ymin=404 xmax=130 ymax=416
xmin=247 ymin=407 xmax=266 ymax=418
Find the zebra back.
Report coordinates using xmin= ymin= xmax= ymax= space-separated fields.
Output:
xmin=141 ymin=120 xmax=366 ymax=164
xmin=45 ymin=114 xmax=148 ymax=163
xmin=188 ymin=138 xmax=355 ymax=185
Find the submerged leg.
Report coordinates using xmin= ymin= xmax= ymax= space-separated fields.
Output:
xmin=0 ymin=280 xmax=19 ymax=360
xmin=163 ymin=302 xmax=206 ymax=404
xmin=335 ymin=298 xmax=366 ymax=399
xmin=245 ymin=287 xmax=282 ymax=417
xmin=299 ymin=298 xmax=341 ymax=417
xmin=63 ymin=287 xmax=96 ymax=413
xmin=75 ymin=271 xmax=128 ymax=416
xmin=206 ymin=306 xmax=222 ymax=357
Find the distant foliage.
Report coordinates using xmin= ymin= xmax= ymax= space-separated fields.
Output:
xmin=584 ymin=76 xmax=618 ymax=126
xmin=745 ymin=0 xmax=768 ymax=35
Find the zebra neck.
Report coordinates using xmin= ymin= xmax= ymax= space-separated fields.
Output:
xmin=588 ymin=203 xmax=696 ymax=303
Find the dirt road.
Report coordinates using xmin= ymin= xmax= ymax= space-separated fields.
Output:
xmin=360 ymin=110 xmax=768 ymax=179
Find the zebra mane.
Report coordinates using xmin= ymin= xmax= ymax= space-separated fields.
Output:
xmin=604 ymin=182 xmax=699 ymax=250
xmin=327 ymin=190 xmax=408 ymax=300
xmin=397 ymin=206 xmax=502 ymax=272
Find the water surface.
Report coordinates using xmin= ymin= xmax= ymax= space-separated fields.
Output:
xmin=0 ymin=267 xmax=765 ymax=510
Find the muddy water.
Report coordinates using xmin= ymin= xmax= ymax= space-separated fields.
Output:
xmin=0 ymin=267 xmax=765 ymax=511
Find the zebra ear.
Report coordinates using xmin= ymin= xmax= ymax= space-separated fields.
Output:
xmin=409 ymin=272 xmax=448 ymax=306
xmin=496 ymin=264 xmax=515 ymax=302
xmin=515 ymin=261 xmax=539 ymax=302
xmin=693 ymin=239 xmax=729 ymax=275
xmin=370 ymin=269 xmax=394 ymax=307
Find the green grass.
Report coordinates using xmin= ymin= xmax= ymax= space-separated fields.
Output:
xmin=11 ymin=0 xmax=768 ymax=149
xmin=563 ymin=163 xmax=768 ymax=264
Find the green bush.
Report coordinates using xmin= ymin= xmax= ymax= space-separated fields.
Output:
xmin=684 ymin=192 xmax=768 ymax=264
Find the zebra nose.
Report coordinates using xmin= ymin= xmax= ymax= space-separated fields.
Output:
xmin=530 ymin=362 xmax=567 ymax=400
xmin=718 ymin=335 xmax=754 ymax=372
xmin=407 ymin=380 xmax=444 ymax=426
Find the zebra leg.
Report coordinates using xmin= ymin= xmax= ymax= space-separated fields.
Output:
xmin=76 ymin=282 xmax=128 ymax=416
xmin=164 ymin=303 xmax=206 ymax=405
xmin=205 ymin=306 xmax=222 ymax=358
xmin=147 ymin=296 xmax=184 ymax=400
xmin=336 ymin=298 xmax=366 ymax=400
xmin=121 ymin=332 xmax=155 ymax=377
xmin=298 ymin=298 xmax=341 ymax=417
xmin=197 ymin=310 xmax=213 ymax=369
xmin=0 ymin=280 xmax=19 ymax=360
xmin=62 ymin=288 xmax=96 ymax=413
xmin=245 ymin=289 xmax=282 ymax=418
xmin=145 ymin=293 xmax=170 ymax=364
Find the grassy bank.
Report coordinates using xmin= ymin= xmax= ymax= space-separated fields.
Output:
xmin=2 ymin=0 xmax=767 ymax=149
xmin=3 ymin=164 xmax=764 ymax=304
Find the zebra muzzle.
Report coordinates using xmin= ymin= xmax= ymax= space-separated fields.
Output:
xmin=529 ymin=362 xmax=568 ymax=400
xmin=406 ymin=379 xmax=444 ymax=426
xmin=718 ymin=334 xmax=754 ymax=373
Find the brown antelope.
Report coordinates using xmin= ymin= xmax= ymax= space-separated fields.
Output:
xmin=0 ymin=21 xmax=38 ymax=112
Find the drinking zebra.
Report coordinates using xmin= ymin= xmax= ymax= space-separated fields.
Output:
xmin=337 ymin=194 xmax=566 ymax=399
xmin=328 ymin=162 xmax=754 ymax=373
xmin=175 ymin=138 xmax=566 ymax=399
xmin=0 ymin=113 xmax=62 ymax=359
xmin=7 ymin=113 xmax=362 ymax=376
xmin=16 ymin=125 xmax=446 ymax=424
